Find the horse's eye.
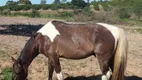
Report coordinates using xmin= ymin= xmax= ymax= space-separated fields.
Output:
xmin=13 ymin=63 xmax=21 ymax=74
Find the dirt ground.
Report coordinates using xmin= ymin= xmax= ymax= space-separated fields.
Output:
xmin=0 ymin=17 xmax=142 ymax=80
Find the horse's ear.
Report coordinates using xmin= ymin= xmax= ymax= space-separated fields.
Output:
xmin=11 ymin=56 xmax=16 ymax=62
xmin=31 ymin=31 xmax=38 ymax=39
xmin=31 ymin=31 xmax=36 ymax=37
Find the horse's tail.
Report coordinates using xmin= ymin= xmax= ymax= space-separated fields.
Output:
xmin=111 ymin=28 xmax=128 ymax=80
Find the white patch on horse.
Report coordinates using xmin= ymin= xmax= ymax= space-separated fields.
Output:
xmin=56 ymin=72 xmax=63 ymax=80
xmin=97 ymin=23 xmax=120 ymax=51
xmin=37 ymin=21 xmax=60 ymax=42
xmin=106 ymin=70 xmax=112 ymax=80
xmin=102 ymin=75 xmax=108 ymax=80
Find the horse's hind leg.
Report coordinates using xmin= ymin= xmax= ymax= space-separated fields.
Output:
xmin=97 ymin=55 xmax=112 ymax=80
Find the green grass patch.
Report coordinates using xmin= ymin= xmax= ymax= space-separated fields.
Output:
xmin=0 ymin=67 xmax=12 ymax=80
xmin=0 ymin=50 xmax=6 ymax=57
xmin=0 ymin=50 xmax=5 ymax=54
xmin=135 ymin=28 xmax=142 ymax=34
xmin=0 ymin=50 xmax=9 ymax=60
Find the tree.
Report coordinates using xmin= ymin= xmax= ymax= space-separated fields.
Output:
xmin=54 ymin=0 xmax=60 ymax=4
xmin=71 ymin=0 xmax=87 ymax=8
xmin=104 ymin=0 xmax=108 ymax=1
xmin=61 ymin=0 xmax=66 ymax=3
xmin=40 ymin=0 xmax=46 ymax=4
xmin=87 ymin=0 xmax=90 ymax=3
xmin=6 ymin=0 xmax=17 ymax=6
xmin=18 ymin=0 xmax=31 ymax=5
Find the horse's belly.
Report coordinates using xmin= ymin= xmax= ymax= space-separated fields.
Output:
xmin=55 ymin=35 xmax=93 ymax=59
xmin=58 ymin=46 xmax=93 ymax=59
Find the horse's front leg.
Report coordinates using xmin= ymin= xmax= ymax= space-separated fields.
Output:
xmin=52 ymin=53 xmax=63 ymax=80
xmin=48 ymin=57 xmax=54 ymax=80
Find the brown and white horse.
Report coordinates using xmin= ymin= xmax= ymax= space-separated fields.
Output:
xmin=12 ymin=21 xmax=128 ymax=80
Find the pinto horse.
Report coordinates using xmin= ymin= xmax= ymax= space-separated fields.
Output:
xmin=12 ymin=21 xmax=128 ymax=80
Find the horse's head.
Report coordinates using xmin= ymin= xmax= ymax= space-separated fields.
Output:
xmin=12 ymin=33 xmax=52 ymax=80
xmin=12 ymin=58 xmax=27 ymax=80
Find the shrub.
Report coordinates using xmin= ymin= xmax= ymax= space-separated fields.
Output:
xmin=58 ymin=11 xmax=73 ymax=18
xmin=91 ymin=2 xmax=99 ymax=10
xmin=133 ymin=1 xmax=142 ymax=20
xmin=49 ymin=4 xmax=59 ymax=10
xmin=42 ymin=5 xmax=49 ymax=10
xmin=71 ymin=0 xmax=87 ymax=9
xmin=30 ymin=9 xmax=40 ymax=18
xmin=22 ymin=5 xmax=32 ymax=11
xmin=118 ymin=7 xmax=130 ymax=19
xmin=32 ymin=5 xmax=42 ymax=10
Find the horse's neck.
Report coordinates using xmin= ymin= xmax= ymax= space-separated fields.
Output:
xmin=18 ymin=52 xmax=30 ymax=68
xmin=18 ymin=38 xmax=35 ymax=68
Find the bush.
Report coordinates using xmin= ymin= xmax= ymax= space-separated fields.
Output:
xmin=91 ymin=2 xmax=99 ymax=10
xmin=58 ymin=11 xmax=73 ymax=18
xmin=0 ymin=9 xmax=11 ymax=16
xmin=49 ymin=4 xmax=59 ymax=10
xmin=42 ymin=5 xmax=49 ymax=10
xmin=71 ymin=0 xmax=87 ymax=9
xmin=32 ymin=5 xmax=42 ymax=10
xmin=118 ymin=7 xmax=130 ymax=19
xmin=30 ymin=9 xmax=40 ymax=18
xmin=133 ymin=1 xmax=142 ymax=20
xmin=22 ymin=5 xmax=32 ymax=11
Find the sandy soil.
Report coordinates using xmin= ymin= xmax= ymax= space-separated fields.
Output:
xmin=0 ymin=17 xmax=142 ymax=80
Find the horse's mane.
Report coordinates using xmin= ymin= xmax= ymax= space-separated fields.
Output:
xmin=20 ymin=33 xmax=39 ymax=58
xmin=52 ymin=20 xmax=67 ymax=26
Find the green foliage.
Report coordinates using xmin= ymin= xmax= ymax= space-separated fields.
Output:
xmin=135 ymin=28 xmax=142 ymax=34
xmin=0 ymin=3 xmax=74 ymax=11
xmin=90 ymin=1 xmax=110 ymax=11
xmin=71 ymin=0 xmax=87 ymax=8
xmin=57 ymin=11 xmax=73 ymax=18
xmin=91 ymin=2 xmax=99 ymax=10
xmin=49 ymin=4 xmax=59 ymax=10
xmin=82 ymin=6 xmax=93 ymax=16
xmin=31 ymin=9 xmax=40 ymax=18
xmin=99 ymin=2 xmax=110 ymax=11
xmin=133 ymin=0 xmax=142 ymax=20
xmin=0 ymin=67 xmax=12 ymax=80
xmin=0 ymin=0 xmax=142 ymax=22
xmin=32 ymin=5 xmax=42 ymax=10
xmin=42 ymin=5 xmax=49 ymax=10
xmin=54 ymin=0 xmax=60 ymax=4
xmin=6 ymin=1 xmax=17 ymax=6
xmin=58 ymin=3 xmax=72 ymax=9
xmin=61 ymin=0 xmax=67 ymax=3
xmin=0 ymin=9 xmax=11 ymax=16
xmin=118 ymin=7 xmax=130 ymax=19
xmin=19 ymin=0 xmax=31 ymax=5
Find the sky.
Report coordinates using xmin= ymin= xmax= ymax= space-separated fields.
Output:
xmin=0 ymin=0 xmax=95 ymax=6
